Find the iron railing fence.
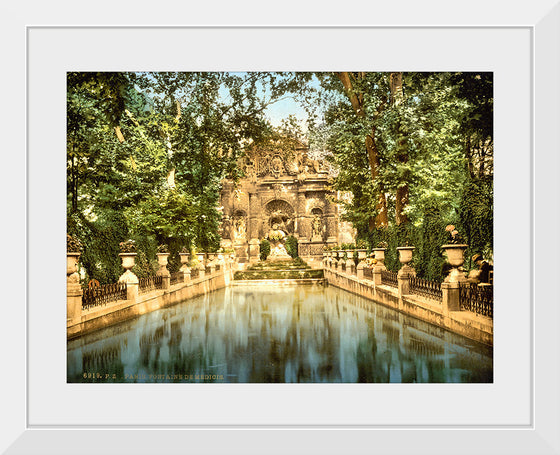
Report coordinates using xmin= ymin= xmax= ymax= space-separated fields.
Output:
xmin=170 ymin=271 xmax=184 ymax=286
xmin=138 ymin=275 xmax=163 ymax=294
xmin=409 ymin=276 xmax=442 ymax=302
xmin=82 ymin=282 xmax=127 ymax=310
xmin=381 ymin=270 xmax=398 ymax=288
xmin=459 ymin=283 xmax=493 ymax=318
xmin=363 ymin=267 xmax=373 ymax=281
xmin=190 ymin=268 xmax=200 ymax=279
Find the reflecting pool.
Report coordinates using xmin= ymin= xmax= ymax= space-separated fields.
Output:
xmin=67 ymin=285 xmax=493 ymax=383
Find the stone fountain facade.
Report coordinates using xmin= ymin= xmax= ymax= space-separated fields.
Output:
xmin=219 ymin=142 xmax=354 ymax=262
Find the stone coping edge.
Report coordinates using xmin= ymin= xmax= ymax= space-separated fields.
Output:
xmin=232 ymin=279 xmax=326 ymax=286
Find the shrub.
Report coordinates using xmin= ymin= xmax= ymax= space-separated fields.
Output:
xmin=259 ymin=239 xmax=271 ymax=261
xmin=67 ymin=234 xmax=82 ymax=253
xmin=119 ymin=239 xmax=136 ymax=253
xmin=285 ymin=235 xmax=298 ymax=258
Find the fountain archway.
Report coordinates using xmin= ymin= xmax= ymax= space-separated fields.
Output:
xmin=264 ymin=199 xmax=295 ymax=235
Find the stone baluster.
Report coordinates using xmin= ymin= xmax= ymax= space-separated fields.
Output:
xmin=372 ymin=248 xmax=387 ymax=286
xmin=356 ymin=249 xmax=367 ymax=279
xmin=337 ymin=250 xmax=345 ymax=273
xmin=396 ymin=246 xmax=416 ymax=309
xmin=179 ymin=252 xmax=191 ymax=282
xmin=217 ymin=253 xmax=226 ymax=271
xmin=345 ymin=249 xmax=355 ymax=275
xmin=196 ymin=252 xmax=206 ymax=278
xmin=441 ymin=281 xmax=460 ymax=316
xmin=156 ymin=253 xmax=171 ymax=289
xmin=67 ymin=252 xmax=83 ymax=324
xmin=207 ymin=253 xmax=217 ymax=274
xmin=119 ymin=253 xmax=138 ymax=302
xmin=326 ymin=251 xmax=333 ymax=269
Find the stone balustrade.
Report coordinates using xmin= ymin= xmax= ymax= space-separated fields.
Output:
xmin=322 ymin=245 xmax=493 ymax=346
xmin=67 ymin=250 xmax=233 ymax=339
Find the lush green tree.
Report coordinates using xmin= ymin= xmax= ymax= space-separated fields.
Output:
xmin=67 ymin=71 xmax=493 ymax=283
xmin=308 ymin=72 xmax=492 ymax=278
xmin=67 ymin=72 xmax=301 ymax=283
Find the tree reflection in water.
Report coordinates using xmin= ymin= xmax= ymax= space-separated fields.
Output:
xmin=67 ymin=285 xmax=493 ymax=383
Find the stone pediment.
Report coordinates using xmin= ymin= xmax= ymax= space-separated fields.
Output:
xmin=243 ymin=145 xmax=327 ymax=180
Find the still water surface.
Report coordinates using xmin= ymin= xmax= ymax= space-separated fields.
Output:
xmin=67 ymin=285 xmax=493 ymax=383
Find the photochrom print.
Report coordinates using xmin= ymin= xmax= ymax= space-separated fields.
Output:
xmin=66 ymin=72 xmax=493 ymax=383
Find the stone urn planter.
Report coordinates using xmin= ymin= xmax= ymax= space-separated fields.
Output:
xmin=357 ymin=249 xmax=368 ymax=261
xmin=66 ymin=235 xmax=82 ymax=280
xmin=397 ymin=246 xmax=415 ymax=265
xmin=442 ymin=244 xmax=468 ymax=282
xmin=119 ymin=253 xmax=137 ymax=271
xmin=66 ymin=252 xmax=82 ymax=290
xmin=179 ymin=252 xmax=190 ymax=272
xmin=397 ymin=246 xmax=415 ymax=277
xmin=119 ymin=253 xmax=138 ymax=283
xmin=156 ymin=252 xmax=170 ymax=276
xmin=67 ymin=252 xmax=80 ymax=276
xmin=372 ymin=248 xmax=386 ymax=265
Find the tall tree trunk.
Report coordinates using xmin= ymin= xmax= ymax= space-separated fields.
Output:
xmin=395 ymin=135 xmax=409 ymax=226
xmin=478 ymin=140 xmax=486 ymax=178
xmin=166 ymin=100 xmax=182 ymax=190
xmin=390 ymin=72 xmax=409 ymax=226
xmin=166 ymin=133 xmax=176 ymax=189
xmin=71 ymin=146 xmax=78 ymax=213
xmin=337 ymin=72 xmax=388 ymax=228
xmin=465 ymin=136 xmax=474 ymax=178
xmin=365 ymin=132 xmax=388 ymax=228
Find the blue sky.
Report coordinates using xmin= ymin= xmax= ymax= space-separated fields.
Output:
xmin=222 ymin=72 xmax=324 ymax=132
xmin=264 ymin=95 xmax=308 ymax=128
xmin=139 ymin=71 xmax=322 ymax=133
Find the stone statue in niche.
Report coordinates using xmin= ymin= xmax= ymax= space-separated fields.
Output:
xmin=234 ymin=217 xmax=246 ymax=241
xmin=311 ymin=213 xmax=323 ymax=241
xmin=221 ymin=215 xmax=232 ymax=239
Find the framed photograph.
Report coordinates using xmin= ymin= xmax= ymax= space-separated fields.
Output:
xmin=3 ymin=1 xmax=559 ymax=453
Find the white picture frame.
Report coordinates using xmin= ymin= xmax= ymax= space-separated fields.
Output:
xmin=2 ymin=0 xmax=559 ymax=452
